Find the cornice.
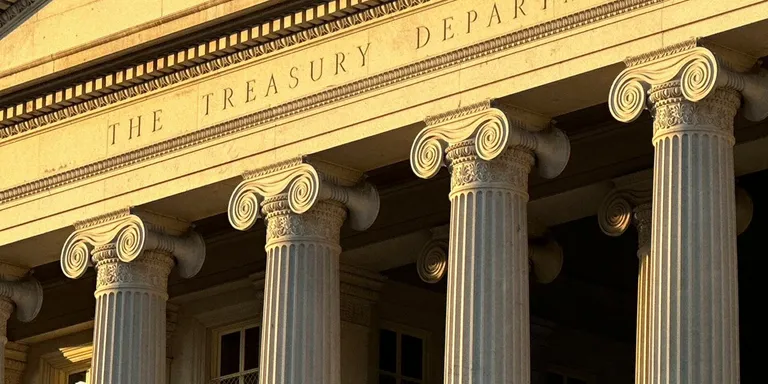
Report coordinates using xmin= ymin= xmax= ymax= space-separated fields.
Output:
xmin=0 ymin=0 xmax=665 ymax=205
xmin=0 ymin=0 xmax=401 ymax=133
xmin=0 ymin=0 xmax=48 ymax=38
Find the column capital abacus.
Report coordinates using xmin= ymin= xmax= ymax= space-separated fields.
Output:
xmin=609 ymin=38 xmax=768 ymax=124
xmin=228 ymin=156 xmax=380 ymax=233
xmin=410 ymin=100 xmax=570 ymax=181
xmin=60 ymin=208 xmax=206 ymax=281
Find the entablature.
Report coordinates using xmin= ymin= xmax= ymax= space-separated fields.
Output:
xmin=1 ymin=0 xmax=768 ymax=268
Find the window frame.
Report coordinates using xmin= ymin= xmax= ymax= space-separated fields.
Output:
xmin=378 ymin=321 xmax=430 ymax=384
xmin=40 ymin=344 xmax=93 ymax=384
xmin=210 ymin=319 xmax=262 ymax=383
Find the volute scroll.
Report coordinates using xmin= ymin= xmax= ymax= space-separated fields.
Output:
xmin=61 ymin=209 xmax=206 ymax=280
xmin=411 ymin=107 xmax=510 ymax=180
xmin=411 ymin=102 xmax=570 ymax=180
xmin=0 ymin=276 xmax=43 ymax=323
xmin=609 ymin=39 xmax=768 ymax=123
xmin=228 ymin=157 xmax=380 ymax=232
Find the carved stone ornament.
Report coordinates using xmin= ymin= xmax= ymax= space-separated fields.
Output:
xmin=228 ymin=157 xmax=380 ymax=232
xmin=60 ymin=209 xmax=206 ymax=280
xmin=417 ymin=239 xmax=449 ymax=284
xmin=609 ymin=38 xmax=768 ymax=124
xmin=0 ymin=277 xmax=43 ymax=323
xmin=597 ymin=171 xmax=653 ymax=238
xmin=410 ymin=100 xmax=570 ymax=180
xmin=528 ymin=239 xmax=564 ymax=284
xmin=599 ymin=171 xmax=754 ymax=258
xmin=416 ymin=231 xmax=563 ymax=285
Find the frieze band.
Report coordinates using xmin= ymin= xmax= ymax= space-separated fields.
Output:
xmin=0 ymin=0 xmax=662 ymax=208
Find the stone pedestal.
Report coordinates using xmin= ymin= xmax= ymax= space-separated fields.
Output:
xmin=60 ymin=209 xmax=205 ymax=384
xmin=228 ymin=158 xmax=379 ymax=384
xmin=609 ymin=40 xmax=768 ymax=384
xmin=410 ymin=101 xmax=570 ymax=383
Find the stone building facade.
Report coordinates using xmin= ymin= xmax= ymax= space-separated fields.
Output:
xmin=0 ymin=0 xmax=767 ymax=383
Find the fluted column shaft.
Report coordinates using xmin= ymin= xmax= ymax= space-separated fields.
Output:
xmin=647 ymin=83 xmax=741 ymax=384
xmin=259 ymin=197 xmax=346 ymax=384
xmin=633 ymin=204 xmax=652 ymax=384
xmin=89 ymin=245 xmax=173 ymax=384
xmin=444 ymin=141 xmax=534 ymax=384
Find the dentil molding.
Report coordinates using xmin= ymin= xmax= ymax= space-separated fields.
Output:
xmin=1 ymin=0 xmax=666 ymax=139
xmin=60 ymin=208 xmax=206 ymax=280
xmin=0 ymin=0 xmax=664 ymax=207
xmin=228 ymin=157 xmax=379 ymax=232
xmin=609 ymin=38 xmax=768 ymax=124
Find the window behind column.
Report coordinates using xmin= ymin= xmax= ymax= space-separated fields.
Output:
xmin=211 ymin=322 xmax=261 ymax=384
xmin=67 ymin=371 xmax=88 ymax=384
xmin=378 ymin=325 xmax=427 ymax=384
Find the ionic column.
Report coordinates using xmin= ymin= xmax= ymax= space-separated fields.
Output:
xmin=60 ymin=209 xmax=206 ymax=384
xmin=410 ymin=101 xmax=570 ymax=383
xmin=598 ymin=171 xmax=655 ymax=384
xmin=609 ymin=38 xmax=768 ymax=384
xmin=0 ymin=263 xmax=42 ymax=384
xmin=599 ymin=171 xmax=755 ymax=384
xmin=228 ymin=157 xmax=380 ymax=384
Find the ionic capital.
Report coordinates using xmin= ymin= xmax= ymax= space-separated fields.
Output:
xmin=416 ymin=226 xmax=449 ymax=284
xmin=609 ymin=38 xmax=768 ymax=123
xmin=60 ymin=208 xmax=205 ymax=280
xmin=0 ymin=275 xmax=42 ymax=324
xmin=410 ymin=100 xmax=570 ymax=180
xmin=598 ymin=170 xmax=653 ymax=239
xmin=228 ymin=157 xmax=380 ymax=232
